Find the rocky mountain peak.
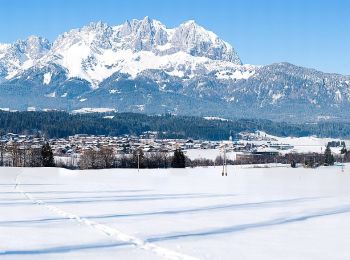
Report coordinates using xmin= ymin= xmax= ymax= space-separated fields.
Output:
xmin=14 ymin=35 xmax=51 ymax=60
xmin=1 ymin=17 xmax=243 ymax=84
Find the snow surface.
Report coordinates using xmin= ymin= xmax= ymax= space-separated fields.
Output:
xmin=215 ymin=69 xmax=255 ymax=80
xmin=260 ymin=132 xmax=350 ymax=154
xmin=184 ymin=149 xmax=237 ymax=161
xmin=203 ymin=117 xmax=229 ymax=122
xmin=44 ymin=91 xmax=56 ymax=98
xmin=135 ymin=105 xmax=145 ymax=112
xmin=72 ymin=107 xmax=116 ymax=114
xmin=27 ymin=107 xmax=36 ymax=112
xmin=43 ymin=72 xmax=52 ymax=85
xmin=184 ymin=133 xmax=350 ymax=162
xmin=271 ymin=93 xmax=284 ymax=103
xmin=0 ymin=43 xmax=11 ymax=52
xmin=109 ymin=89 xmax=120 ymax=94
xmin=1 ymin=166 xmax=350 ymax=259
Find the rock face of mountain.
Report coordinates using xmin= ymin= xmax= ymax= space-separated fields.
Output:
xmin=0 ymin=36 xmax=51 ymax=80
xmin=0 ymin=17 xmax=349 ymax=121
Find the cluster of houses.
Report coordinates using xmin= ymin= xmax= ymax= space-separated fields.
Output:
xmin=0 ymin=133 xmax=44 ymax=150
xmin=0 ymin=132 xmax=222 ymax=156
xmin=0 ymin=131 xmax=297 ymax=161
xmin=2 ymin=130 xmax=349 ymax=169
xmin=1 ymin=131 xmax=348 ymax=169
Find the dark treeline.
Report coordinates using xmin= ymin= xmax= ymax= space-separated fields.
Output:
xmin=234 ymin=153 xmax=337 ymax=167
xmin=69 ymin=149 xmax=348 ymax=170
xmin=65 ymin=147 xmax=188 ymax=170
xmin=0 ymin=142 xmax=55 ymax=167
xmin=1 ymin=111 xmax=350 ymax=139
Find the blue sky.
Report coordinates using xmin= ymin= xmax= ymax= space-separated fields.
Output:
xmin=0 ymin=0 xmax=349 ymax=74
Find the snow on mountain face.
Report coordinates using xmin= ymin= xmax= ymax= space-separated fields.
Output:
xmin=0 ymin=36 xmax=50 ymax=79
xmin=171 ymin=20 xmax=241 ymax=64
xmin=0 ymin=17 xmax=245 ymax=87
xmin=222 ymin=62 xmax=350 ymax=118
xmin=2 ymin=18 xmax=350 ymax=121
xmin=16 ymin=36 xmax=51 ymax=60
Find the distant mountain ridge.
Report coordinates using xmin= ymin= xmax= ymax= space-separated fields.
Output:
xmin=0 ymin=17 xmax=349 ymax=122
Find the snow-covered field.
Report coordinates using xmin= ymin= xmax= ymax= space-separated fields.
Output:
xmin=1 ymin=165 xmax=350 ymax=259
xmin=184 ymin=149 xmax=228 ymax=161
xmin=269 ymin=135 xmax=349 ymax=154
xmin=185 ymin=134 xmax=350 ymax=162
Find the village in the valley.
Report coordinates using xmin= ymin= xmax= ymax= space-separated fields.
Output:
xmin=1 ymin=130 xmax=348 ymax=168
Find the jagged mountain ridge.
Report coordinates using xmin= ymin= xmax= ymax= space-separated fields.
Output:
xmin=0 ymin=36 xmax=51 ymax=80
xmin=1 ymin=17 xmax=244 ymax=86
xmin=0 ymin=17 xmax=350 ymax=121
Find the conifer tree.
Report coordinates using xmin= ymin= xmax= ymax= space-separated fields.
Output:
xmin=41 ymin=142 xmax=55 ymax=167
xmin=341 ymin=144 xmax=347 ymax=155
xmin=324 ymin=146 xmax=335 ymax=166
xmin=290 ymin=160 xmax=296 ymax=168
xmin=171 ymin=148 xmax=186 ymax=168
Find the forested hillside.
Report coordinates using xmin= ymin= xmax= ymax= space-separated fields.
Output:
xmin=0 ymin=111 xmax=350 ymax=139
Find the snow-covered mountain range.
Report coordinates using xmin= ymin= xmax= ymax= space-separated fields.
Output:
xmin=0 ymin=17 xmax=349 ymax=121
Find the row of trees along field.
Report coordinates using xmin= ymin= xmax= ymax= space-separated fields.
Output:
xmin=0 ymin=142 xmax=54 ymax=167
xmin=60 ymin=142 xmax=348 ymax=169
xmin=1 ymin=141 xmax=347 ymax=169
xmin=1 ymin=142 xmax=188 ymax=169
xmin=78 ymin=148 xmax=187 ymax=169
xmin=235 ymin=145 xmax=346 ymax=168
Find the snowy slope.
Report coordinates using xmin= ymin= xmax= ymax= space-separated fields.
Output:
xmin=1 ymin=166 xmax=350 ymax=259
